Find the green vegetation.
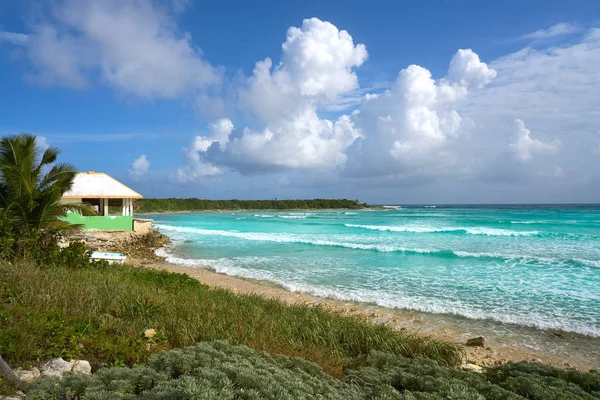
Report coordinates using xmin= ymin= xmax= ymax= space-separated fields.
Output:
xmin=136 ymin=198 xmax=368 ymax=213
xmin=0 ymin=260 xmax=462 ymax=378
xmin=2 ymin=133 xmax=598 ymax=398
xmin=28 ymin=342 xmax=600 ymax=399
xmin=0 ymin=133 xmax=92 ymax=263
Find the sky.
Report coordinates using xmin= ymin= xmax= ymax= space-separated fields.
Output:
xmin=1 ymin=0 xmax=600 ymax=204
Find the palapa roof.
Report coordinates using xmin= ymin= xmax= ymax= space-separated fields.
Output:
xmin=62 ymin=172 xmax=142 ymax=199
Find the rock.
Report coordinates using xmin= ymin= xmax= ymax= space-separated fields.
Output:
xmin=15 ymin=367 xmax=40 ymax=383
xmin=69 ymin=360 xmax=92 ymax=375
xmin=461 ymin=363 xmax=484 ymax=373
xmin=41 ymin=357 xmax=71 ymax=377
xmin=144 ymin=328 xmax=157 ymax=339
xmin=466 ymin=336 xmax=486 ymax=347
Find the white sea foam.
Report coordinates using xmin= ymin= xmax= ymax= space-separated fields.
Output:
xmin=254 ymin=214 xmax=275 ymax=218
xmin=279 ymin=215 xmax=307 ymax=219
xmin=345 ymin=224 xmax=538 ymax=236
xmin=155 ymin=224 xmax=600 ymax=268
xmin=344 ymin=212 xmax=358 ymax=215
xmin=154 ymin=247 xmax=600 ymax=337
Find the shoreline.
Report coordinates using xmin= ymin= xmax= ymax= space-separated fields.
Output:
xmin=137 ymin=207 xmax=379 ymax=215
xmin=143 ymin=257 xmax=600 ymax=371
xmin=79 ymin=230 xmax=600 ymax=371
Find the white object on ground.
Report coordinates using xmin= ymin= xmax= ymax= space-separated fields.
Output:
xmin=90 ymin=251 xmax=127 ymax=264
xmin=69 ymin=360 xmax=92 ymax=375
xmin=41 ymin=358 xmax=71 ymax=377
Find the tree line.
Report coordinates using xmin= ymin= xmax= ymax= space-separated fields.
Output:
xmin=136 ymin=198 xmax=369 ymax=213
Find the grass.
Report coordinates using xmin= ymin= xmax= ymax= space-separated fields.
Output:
xmin=0 ymin=261 xmax=463 ymax=379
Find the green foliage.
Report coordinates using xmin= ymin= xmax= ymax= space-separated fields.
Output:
xmin=0 ymin=261 xmax=463 ymax=378
xmin=0 ymin=133 xmax=95 ymax=266
xmin=0 ymin=214 xmax=14 ymax=260
xmin=26 ymin=342 xmax=600 ymax=400
xmin=137 ymin=198 xmax=368 ymax=213
xmin=485 ymin=361 xmax=600 ymax=399
xmin=27 ymin=342 xmax=370 ymax=400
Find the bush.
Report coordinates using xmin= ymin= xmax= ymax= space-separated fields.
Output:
xmin=28 ymin=342 xmax=369 ymax=400
xmin=27 ymin=342 xmax=600 ymax=399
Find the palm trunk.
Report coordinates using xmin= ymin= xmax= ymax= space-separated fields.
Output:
xmin=0 ymin=355 xmax=30 ymax=391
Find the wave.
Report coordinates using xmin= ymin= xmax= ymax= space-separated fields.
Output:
xmin=279 ymin=215 xmax=306 ymax=219
xmin=154 ymin=224 xmax=599 ymax=268
xmin=344 ymin=212 xmax=358 ymax=215
xmin=154 ymin=248 xmax=600 ymax=337
xmin=345 ymin=223 xmax=539 ymax=236
xmin=254 ymin=214 xmax=275 ymax=218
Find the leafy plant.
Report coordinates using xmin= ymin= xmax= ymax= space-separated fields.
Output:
xmin=0 ymin=134 xmax=92 ymax=260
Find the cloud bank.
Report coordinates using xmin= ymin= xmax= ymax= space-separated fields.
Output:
xmin=3 ymin=4 xmax=600 ymax=200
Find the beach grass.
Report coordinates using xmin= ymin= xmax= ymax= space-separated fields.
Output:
xmin=0 ymin=260 xmax=464 ymax=378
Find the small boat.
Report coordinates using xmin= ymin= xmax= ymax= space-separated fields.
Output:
xmin=90 ymin=251 xmax=127 ymax=264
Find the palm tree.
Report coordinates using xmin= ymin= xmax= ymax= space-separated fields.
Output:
xmin=0 ymin=134 xmax=91 ymax=251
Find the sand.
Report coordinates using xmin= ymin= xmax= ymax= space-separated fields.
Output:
xmin=78 ymin=230 xmax=600 ymax=371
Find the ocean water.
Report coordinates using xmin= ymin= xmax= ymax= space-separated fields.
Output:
xmin=151 ymin=205 xmax=600 ymax=338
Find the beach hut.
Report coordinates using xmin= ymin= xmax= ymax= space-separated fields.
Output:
xmin=60 ymin=171 xmax=142 ymax=231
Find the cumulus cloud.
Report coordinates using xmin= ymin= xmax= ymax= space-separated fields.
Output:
xmin=343 ymin=48 xmax=496 ymax=179
xmin=176 ymin=118 xmax=234 ymax=182
xmin=36 ymin=136 xmax=49 ymax=152
xmin=522 ymin=23 xmax=581 ymax=41
xmin=510 ymin=119 xmax=558 ymax=161
xmin=2 ymin=0 xmax=219 ymax=97
xmin=178 ymin=18 xmax=366 ymax=179
xmin=129 ymin=154 xmax=150 ymax=180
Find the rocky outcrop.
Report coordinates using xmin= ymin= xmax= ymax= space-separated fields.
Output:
xmin=14 ymin=368 xmax=39 ymax=383
xmin=69 ymin=360 xmax=91 ymax=375
xmin=466 ymin=336 xmax=486 ymax=347
xmin=12 ymin=358 xmax=91 ymax=386
xmin=40 ymin=358 xmax=71 ymax=377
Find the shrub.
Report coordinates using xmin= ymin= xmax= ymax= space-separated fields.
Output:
xmin=28 ymin=342 xmax=369 ymax=400
xmin=26 ymin=342 xmax=600 ymax=400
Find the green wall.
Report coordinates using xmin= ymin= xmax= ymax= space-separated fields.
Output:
xmin=62 ymin=212 xmax=133 ymax=231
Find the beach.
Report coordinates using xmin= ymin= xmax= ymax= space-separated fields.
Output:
xmin=81 ymin=220 xmax=600 ymax=371
xmin=144 ymin=259 xmax=600 ymax=371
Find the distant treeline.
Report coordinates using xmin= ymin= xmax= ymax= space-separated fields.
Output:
xmin=136 ymin=198 xmax=368 ymax=213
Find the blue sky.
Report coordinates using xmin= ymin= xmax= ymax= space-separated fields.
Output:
xmin=1 ymin=0 xmax=600 ymax=203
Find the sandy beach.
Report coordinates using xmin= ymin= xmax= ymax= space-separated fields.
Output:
xmin=83 ymin=229 xmax=600 ymax=371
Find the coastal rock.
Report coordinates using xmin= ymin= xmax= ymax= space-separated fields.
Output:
xmin=461 ymin=363 xmax=483 ymax=373
xmin=15 ymin=367 xmax=40 ymax=382
xmin=40 ymin=358 xmax=71 ymax=377
xmin=466 ymin=336 xmax=486 ymax=347
xmin=69 ymin=360 xmax=92 ymax=375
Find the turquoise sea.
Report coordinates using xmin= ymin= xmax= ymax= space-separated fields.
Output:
xmin=151 ymin=205 xmax=600 ymax=338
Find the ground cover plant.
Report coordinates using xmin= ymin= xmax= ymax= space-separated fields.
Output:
xmin=27 ymin=341 xmax=600 ymax=399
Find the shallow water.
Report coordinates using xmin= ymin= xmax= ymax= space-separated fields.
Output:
xmin=150 ymin=205 xmax=600 ymax=340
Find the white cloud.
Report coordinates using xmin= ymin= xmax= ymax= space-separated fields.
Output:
xmin=129 ymin=154 xmax=150 ymax=180
xmin=36 ymin=136 xmax=49 ymax=152
xmin=522 ymin=23 xmax=581 ymax=41
xmin=3 ymin=0 xmax=219 ymax=97
xmin=178 ymin=18 xmax=367 ymax=178
xmin=176 ymin=118 xmax=234 ymax=182
xmin=343 ymin=48 xmax=496 ymax=179
xmin=0 ymin=31 xmax=30 ymax=45
xmin=510 ymin=119 xmax=558 ymax=161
